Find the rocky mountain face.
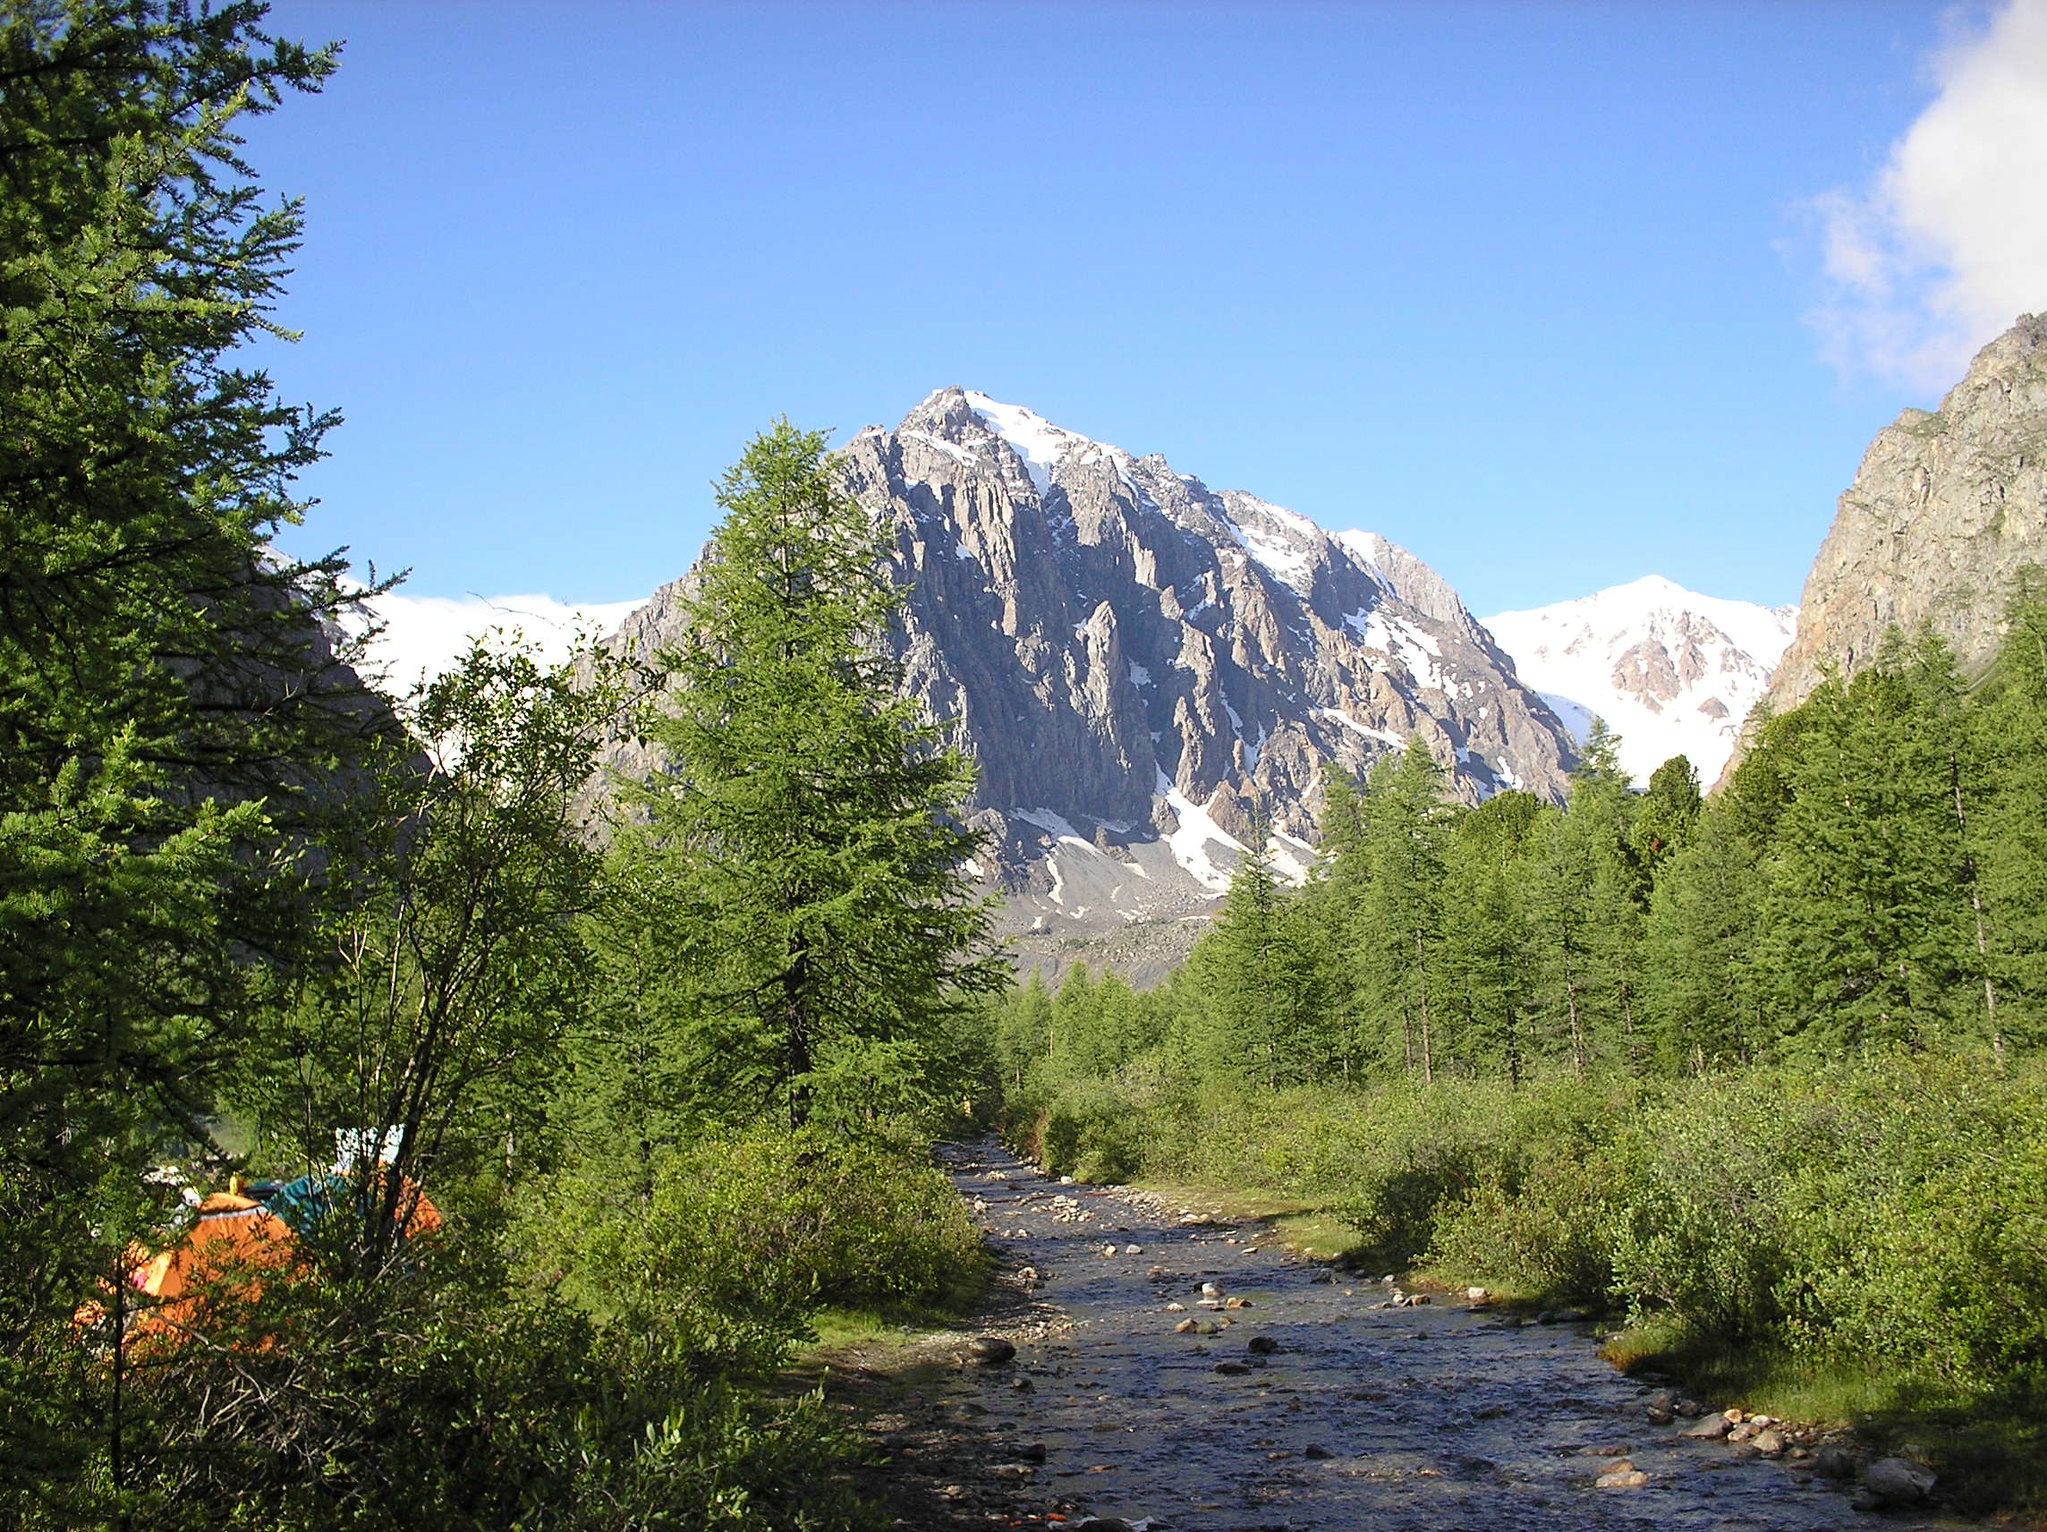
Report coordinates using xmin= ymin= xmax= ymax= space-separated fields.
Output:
xmin=1481 ymin=577 xmax=1796 ymax=788
xmin=1763 ymin=312 xmax=2047 ymax=718
xmin=609 ymin=388 xmax=1578 ymax=977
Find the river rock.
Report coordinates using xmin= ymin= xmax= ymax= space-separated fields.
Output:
xmin=1863 ymin=1456 xmax=1936 ymax=1506
xmin=1680 ymin=1414 xmax=1732 ymax=1439
xmin=1247 ymin=1335 xmax=1278 ymax=1354
xmin=1165 ymin=1301 xmax=1186 ymax=1312
xmin=1174 ymin=1318 xmax=1199 ymax=1334
xmin=1224 ymin=1296 xmax=1251 ymax=1310
xmin=1304 ymin=1444 xmax=1334 ymax=1459
xmin=1018 ymin=1443 xmax=1047 ymax=1463
xmin=1200 ymin=1281 xmax=1221 ymax=1297
xmin=968 ymin=1336 xmax=1016 ymax=1364
xmin=1597 ymin=1468 xmax=1649 ymax=1489
xmin=1310 ymin=1268 xmax=1336 ymax=1284
xmin=1813 ymin=1443 xmax=1858 ymax=1479
xmin=1752 ymin=1429 xmax=1786 ymax=1456
xmin=1214 ymin=1360 xmax=1252 ymax=1376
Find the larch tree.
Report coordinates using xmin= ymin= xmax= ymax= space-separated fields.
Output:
xmin=620 ymin=422 xmax=1006 ymax=1134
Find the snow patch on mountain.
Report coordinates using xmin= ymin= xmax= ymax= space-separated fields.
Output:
xmin=358 ymin=591 xmax=644 ymax=694
xmin=1481 ymin=576 xmax=1797 ymax=787
xmin=964 ymin=392 xmax=1091 ymax=494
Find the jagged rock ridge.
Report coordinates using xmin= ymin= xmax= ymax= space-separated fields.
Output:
xmin=1482 ymin=576 xmax=1796 ymax=787
xmin=1764 ymin=312 xmax=2047 ymax=718
xmin=609 ymin=388 xmax=1578 ymax=974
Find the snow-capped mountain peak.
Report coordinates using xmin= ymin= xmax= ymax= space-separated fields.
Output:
xmin=960 ymin=390 xmax=1125 ymax=496
xmin=1481 ymin=578 xmax=1797 ymax=787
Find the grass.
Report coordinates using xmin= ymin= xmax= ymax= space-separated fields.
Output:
xmin=1128 ymin=1179 xmax=1363 ymax=1264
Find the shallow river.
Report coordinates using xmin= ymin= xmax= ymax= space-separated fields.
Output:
xmin=900 ymin=1138 xmax=1957 ymax=1532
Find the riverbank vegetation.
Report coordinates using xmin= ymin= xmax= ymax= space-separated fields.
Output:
xmin=988 ymin=599 xmax=2047 ymax=1512
xmin=0 ymin=9 xmax=993 ymax=1525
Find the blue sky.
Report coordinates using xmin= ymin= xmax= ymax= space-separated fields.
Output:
xmin=249 ymin=0 xmax=2037 ymax=621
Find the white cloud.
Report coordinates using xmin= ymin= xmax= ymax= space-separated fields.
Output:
xmin=353 ymin=591 xmax=645 ymax=694
xmin=1806 ymin=0 xmax=2047 ymax=389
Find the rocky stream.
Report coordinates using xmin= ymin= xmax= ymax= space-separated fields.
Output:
xmin=832 ymin=1139 xmax=1970 ymax=1532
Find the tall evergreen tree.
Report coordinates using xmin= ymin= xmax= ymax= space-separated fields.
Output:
xmin=1977 ymin=571 xmax=2047 ymax=1047
xmin=1189 ymin=830 xmax=1322 ymax=1089
xmin=1525 ymin=721 xmax=1640 ymax=1077
xmin=617 ymin=422 xmax=1006 ymax=1132
xmin=1438 ymin=790 xmax=1542 ymax=1082
xmin=1761 ymin=634 xmax=1980 ymax=1053
xmin=1354 ymin=740 xmax=1454 ymax=1081
xmin=1641 ymin=799 xmax=1767 ymax=1072
xmin=0 ymin=5 xmax=356 ymax=1510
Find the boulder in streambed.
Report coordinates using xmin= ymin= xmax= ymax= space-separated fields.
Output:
xmin=1862 ymin=1456 xmax=1936 ymax=1507
xmin=1246 ymin=1335 xmax=1279 ymax=1354
xmin=967 ymin=1336 xmax=1016 ymax=1365
xmin=1680 ymin=1414 xmax=1732 ymax=1440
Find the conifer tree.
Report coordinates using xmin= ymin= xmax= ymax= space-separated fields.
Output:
xmin=1190 ymin=831 xmax=1321 ymax=1089
xmin=621 ymin=422 xmax=1006 ymax=1132
xmin=1525 ymin=721 xmax=1640 ymax=1076
xmin=0 ymin=6 xmax=354 ymax=1509
xmin=1640 ymin=800 xmax=1766 ymax=1072
xmin=1977 ymin=571 xmax=2047 ymax=1047
xmin=1355 ymin=740 xmax=1454 ymax=1080
xmin=1438 ymin=790 xmax=1543 ymax=1082
xmin=1760 ymin=635 xmax=1979 ymax=1053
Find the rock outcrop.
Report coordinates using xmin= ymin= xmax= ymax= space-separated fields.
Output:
xmin=608 ymin=388 xmax=1578 ymax=975
xmin=1764 ymin=312 xmax=2047 ymax=715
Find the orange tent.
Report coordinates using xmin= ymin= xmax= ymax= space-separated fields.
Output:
xmin=79 ymin=1175 xmax=443 ymax=1349
xmin=126 ymin=1190 xmax=300 ymax=1344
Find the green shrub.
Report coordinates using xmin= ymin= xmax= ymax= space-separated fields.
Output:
xmin=542 ymin=1127 xmax=986 ymax=1347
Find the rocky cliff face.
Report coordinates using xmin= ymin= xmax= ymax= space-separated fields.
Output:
xmin=1482 ymin=577 xmax=1796 ymax=787
xmin=609 ymin=388 xmax=1578 ymax=975
xmin=1764 ymin=313 xmax=2047 ymax=716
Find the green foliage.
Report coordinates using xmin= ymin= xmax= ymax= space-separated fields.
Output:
xmin=608 ymin=421 xmax=1006 ymax=1134
xmin=535 ymin=1129 xmax=988 ymax=1351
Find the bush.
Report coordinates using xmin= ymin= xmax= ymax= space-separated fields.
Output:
xmin=543 ymin=1127 xmax=987 ymax=1346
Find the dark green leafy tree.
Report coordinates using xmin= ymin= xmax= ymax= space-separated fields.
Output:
xmin=244 ymin=639 xmax=636 ymax=1261
xmin=616 ymin=422 xmax=1006 ymax=1133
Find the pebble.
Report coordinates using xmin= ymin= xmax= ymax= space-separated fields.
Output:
xmin=1200 ymin=1281 xmax=1222 ymax=1297
xmin=1224 ymin=1296 xmax=1251 ymax=1310
xmin=1174 ymin=1318 xmax=1199 ymax=1334
xmin=1596 ymin=1466 xmax=1649 ymax=1490
xmin=1165 ymin=1301 xmax=1186 ymax=1312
